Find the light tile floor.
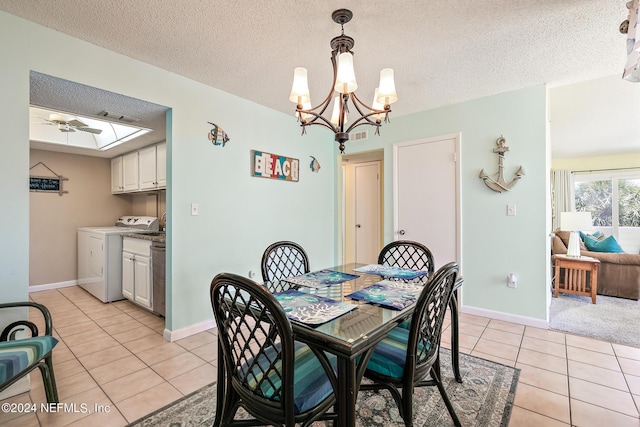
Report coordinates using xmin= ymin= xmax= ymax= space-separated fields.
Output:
xmin=0 ymin=286 xmax=638 ymax=426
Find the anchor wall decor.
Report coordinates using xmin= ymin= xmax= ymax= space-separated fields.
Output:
xmin=479 ymin=136 xmax=525 ymax=193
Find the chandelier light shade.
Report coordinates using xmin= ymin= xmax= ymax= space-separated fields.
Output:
xmin=289 ymin=8 xmax=397 ymax=152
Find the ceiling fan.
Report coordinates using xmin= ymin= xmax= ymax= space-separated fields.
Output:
xmin=43 ymin=113 xmax=102 ymax=134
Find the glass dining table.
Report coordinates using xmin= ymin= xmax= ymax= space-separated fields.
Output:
xmin=277 ymin=262 xmax=461 ymax=427
xmin=214 ymin=262 xmax=461 ymax=427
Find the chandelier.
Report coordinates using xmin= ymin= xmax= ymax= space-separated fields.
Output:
xmin=289 ymin=9 xmax=398 ymax=153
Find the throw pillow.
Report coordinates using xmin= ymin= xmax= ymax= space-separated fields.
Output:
xmin=580 ymin=231 xmax=605 ymax=242
xmin=583 ymin=235 xmax=625 ymax=253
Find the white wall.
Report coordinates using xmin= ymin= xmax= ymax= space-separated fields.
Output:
xmin=0 ymin=12 xmax=335 ymax=333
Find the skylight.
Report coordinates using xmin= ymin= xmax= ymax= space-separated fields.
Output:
xmin=29 ymin=106 xmax=152 ymax=151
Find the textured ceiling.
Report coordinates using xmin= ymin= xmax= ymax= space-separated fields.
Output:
xmin=0 ymin=1 xmax=633 ymax=157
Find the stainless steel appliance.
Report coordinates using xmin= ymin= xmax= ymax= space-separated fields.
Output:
xmin=77 ymin=216 xmax=158 ymax=302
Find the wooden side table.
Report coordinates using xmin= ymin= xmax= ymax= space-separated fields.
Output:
xmin=552 ymin=254 xmax=600 ymax=304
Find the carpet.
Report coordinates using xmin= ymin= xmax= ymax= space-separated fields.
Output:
xmin=128 ymin=349 xmax=519 ymax=427
xmin=549 ymin=293 xmax=640 ymax=348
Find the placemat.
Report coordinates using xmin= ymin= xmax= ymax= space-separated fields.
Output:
xmin=285 ymin=269 xmax=360 ymax=288
xmin=274 ymin=289 xmax=357 ymax=325
xmin=347 ymin=280 xmax=424 ymax=310
xmin=353 ymin=264 xmax=429 ymax=280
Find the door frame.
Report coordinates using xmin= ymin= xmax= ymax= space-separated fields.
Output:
xmin=392 ymin=133 xmax=462 ymax=271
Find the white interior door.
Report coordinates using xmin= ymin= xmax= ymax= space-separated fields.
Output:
xmin=394 ymin=134 xmax=460 ymax=269
xmin=343 ymin=160 xmax=381 ymax=264
xmin=354 ymin=162 xmax=380 ymax=264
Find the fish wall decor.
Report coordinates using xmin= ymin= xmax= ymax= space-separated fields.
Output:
xmin=207 ymin=122 xmax=229 ymax=147
xmin=309 ymin=156 xmax=321 ymax=173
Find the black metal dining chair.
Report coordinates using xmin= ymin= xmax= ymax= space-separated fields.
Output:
xmin=210 ymin=272 xmax=337 ymax=426
xmin=377 ymin=240 xmax=435 ymax=277
xmin=360 ymin=262 xmax=462 ymax=427
xmin=378 ymin=240 xmax=463 ymax=383
xmin=261 ymin=241 xmax=310 ymax=292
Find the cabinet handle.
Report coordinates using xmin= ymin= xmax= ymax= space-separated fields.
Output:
xmin=399 ymin=229 xmax=406 ymax=235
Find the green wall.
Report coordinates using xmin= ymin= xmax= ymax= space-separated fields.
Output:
xmin=0 ymin=11 xmax=551 ymax=331
xmin=0 ymin=11 xmax=336 ymax=332
xmin=335 ymin=86 xmax=550 ymax=320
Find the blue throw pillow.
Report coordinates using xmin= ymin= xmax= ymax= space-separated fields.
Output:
xmin=583 ymin=235 xmax=624 ymax=253
xmin=579 ymin=231 xmax=604 ymax=241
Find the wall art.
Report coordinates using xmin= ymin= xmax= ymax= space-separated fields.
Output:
xmin=207 ymin=122 xmax=229 ymax=147
xmin=479 ymin=136 xmax=525 ymax=193
xmin=251 ymin=150 xmax=299 ymax=182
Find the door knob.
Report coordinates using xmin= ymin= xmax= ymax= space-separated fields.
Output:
xmin=356 ymin=224 xmax=361 ymax=228
xmin=399 ymin=229 xmax=406 ymax=235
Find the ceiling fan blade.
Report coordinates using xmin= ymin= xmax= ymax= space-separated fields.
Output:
xmin=78 ymin=127 xmax=102 ymax=134
xmin=60 ymin=128 xmax=75 ymax=133
xmin=68 ymin=119 xmax=87 ymax=127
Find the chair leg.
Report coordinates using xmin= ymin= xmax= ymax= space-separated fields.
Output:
xmin=39 ymin=355 xmax=58 ymax=403
xmin=401 ymin=384 xmax=415 ymax=427
xmin=449 ymin=293 xmax=462 ymax=383
xmin=431 ymin=366 xmax=461 ymax=427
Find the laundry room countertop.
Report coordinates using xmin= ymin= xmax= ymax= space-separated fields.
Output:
xmin=122 ymin=232 xmax=166 ymax=243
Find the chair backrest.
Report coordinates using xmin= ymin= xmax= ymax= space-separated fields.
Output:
xmin=210 ymin=272 xmax=298 ymax=423
xmin=377 ymin=240 xmax=435 ymax=275
xmin=261 ymin=241 xmax=310 ymax=292
xmin=407 ymin=262 xmax=459 ymax=378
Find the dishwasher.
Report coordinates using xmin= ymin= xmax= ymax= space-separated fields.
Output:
xmin=151 ymin=241 xmax=166 ymax=316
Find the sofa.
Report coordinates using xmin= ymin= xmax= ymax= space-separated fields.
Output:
xmin=552 ymin=230 xmax=640 ymax=300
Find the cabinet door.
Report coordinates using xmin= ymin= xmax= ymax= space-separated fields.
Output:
xmin=111 ymin=156 xmax=124 ymax=193
xmin=156 ymin=143 xmax=166 ymax=188
xmin=122 ymin=151 xmax=140 ymax=192
xmin=122 ymin=252 xmax=135 ymax=301
xmin=138 ymin=145 xmax=158 ymax=190
xmin=133 ymin=255 xmax=153 ymax=309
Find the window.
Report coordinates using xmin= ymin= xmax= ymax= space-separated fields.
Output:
xmin=574 ymin=171 xmax=640 ymax=253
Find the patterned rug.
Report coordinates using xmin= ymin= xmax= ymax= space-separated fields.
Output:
xmin=128 ymin=349 xmax=519 ymax=427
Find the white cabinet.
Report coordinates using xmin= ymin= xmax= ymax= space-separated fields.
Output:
xmin=122 ymin=237 xmax=153 ymax=310
xmin=139 ymin=145 xmax=158 ymax=190
xmin=111 ymin=151 xmax=139 ymax=193
xmin=156 ymin=143 xmax=166 ymax=188
xmin=122 ymin=151 xmax=139 ymax=192
xmin=111 ymin=156 xmax=124 ymax=193
xmin=111 ymin=142 xmax=166 ymax=193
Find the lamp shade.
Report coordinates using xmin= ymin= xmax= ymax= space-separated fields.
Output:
xmin=377 ymin=68 xmax=398 ymax=105
xmin=330 ymin=96 xmax=341 ymax=125
xmin=334 ymin=52 xmax=358 ymax=94
xmin=371 ymin=88 xmax=384 ymax=122
xmin=560 ymin=212 xmax=592 ymax=231
xmin=289 ymin=67 xmax=310 ymax=104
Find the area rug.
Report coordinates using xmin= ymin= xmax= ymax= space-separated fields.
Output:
xmin=128 ymin=349 xmax=519 ymax=427
xmin=550 ymin=293 xmax=640 ymax=348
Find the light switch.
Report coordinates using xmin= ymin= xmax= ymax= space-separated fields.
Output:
xmin=191 ymin=203 xmax=199 ymax=216
xmin=507 ymin=204 xmax=516 ymax=216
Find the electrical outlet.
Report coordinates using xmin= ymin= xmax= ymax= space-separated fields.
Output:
xmin=507 ymin=273 xmax=517 ymax=288
xmin=191 ymin=203 xmax=199 ymax=216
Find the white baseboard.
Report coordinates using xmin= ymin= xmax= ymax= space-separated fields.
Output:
xmin=461 ymin=305 xmax=549 ymax=329
xmin=29 ymin=280 xmax=78 ymax=293
xmin=164 ymin=318 xmax=217 ymax=342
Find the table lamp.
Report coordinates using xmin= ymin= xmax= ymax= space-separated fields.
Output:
xmin=560 ymin=211 xmax=593 ymax=258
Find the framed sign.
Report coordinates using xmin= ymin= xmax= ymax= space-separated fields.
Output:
xmin=30 ymin=176 xmax=61 ymax=192
xmin=251 ymin=150 xmax=299 ymax=182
